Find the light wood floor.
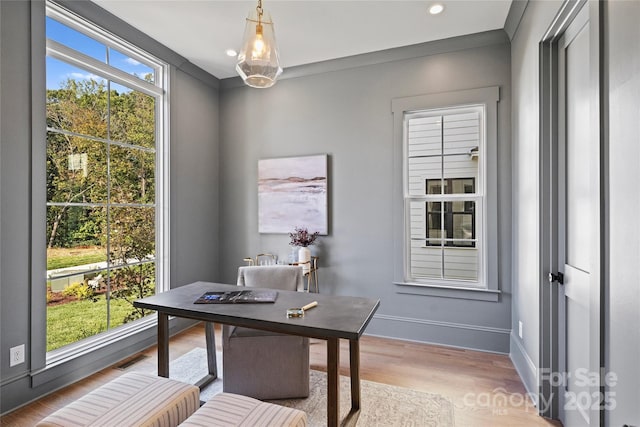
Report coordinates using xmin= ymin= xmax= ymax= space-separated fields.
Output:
xmin=1 ymin=324 xmax=561 ymax=426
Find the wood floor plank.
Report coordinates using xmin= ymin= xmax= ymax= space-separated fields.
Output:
xmin=0 ymin=323 xmax=561 ymax=426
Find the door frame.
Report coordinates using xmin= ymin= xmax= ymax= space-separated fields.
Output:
xmin=538 ymin=0 xmax=605 ymax=424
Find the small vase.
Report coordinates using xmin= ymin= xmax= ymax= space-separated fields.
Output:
xmin=288 ymin=246 xmax=298 ymax=264
xmin=298 ymin=246 xmax=311 ymax=274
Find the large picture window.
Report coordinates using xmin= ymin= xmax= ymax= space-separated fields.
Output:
xmin=45 ymin=2 xmax=167 ymax=354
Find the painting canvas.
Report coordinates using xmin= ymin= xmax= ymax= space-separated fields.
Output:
xmin=258 ymin=154 xmax=328 ymax=234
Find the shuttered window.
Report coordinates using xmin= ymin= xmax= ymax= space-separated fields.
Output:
xmin=405 ymin=106 xmax=484 ymax=285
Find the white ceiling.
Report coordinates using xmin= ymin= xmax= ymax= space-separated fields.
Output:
xmin=92 ymin=0 xmax=513 ymax=80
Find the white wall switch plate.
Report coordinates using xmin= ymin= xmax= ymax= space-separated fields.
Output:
xmin=518 ymin=321 xmax=523 ymax=339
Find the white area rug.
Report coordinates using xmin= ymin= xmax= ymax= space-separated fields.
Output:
xmin=153 ymin=347 xmax=455 ymax=426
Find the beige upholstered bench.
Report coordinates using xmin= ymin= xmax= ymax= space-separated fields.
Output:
xmin=180 ymin=392 xmax=307 ymax=427
xmin=36 ymin=372 xmax=200 ymax=427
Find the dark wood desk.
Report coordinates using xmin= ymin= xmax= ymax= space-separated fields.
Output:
xmin=134 ymin=281 xmax=380 ymax=427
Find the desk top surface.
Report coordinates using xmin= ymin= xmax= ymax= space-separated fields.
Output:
xmin=134 ymin=282 xmax=380 ymax=340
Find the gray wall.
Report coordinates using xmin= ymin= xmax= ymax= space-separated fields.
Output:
xmin=0 ymin=0 xmax=220 ymax=413
xmin=508 ymin=0 xmax=563 ymax=397
xmin=606 ymin=0 xmax=640 ymax=424
xmin=219 ymin=32 xmax=513 ymax=353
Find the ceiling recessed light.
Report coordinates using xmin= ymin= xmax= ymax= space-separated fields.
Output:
xmin=226 ymin=49 xmax=238 ymax=57
xmin=429 ymin=4 xmax=444 ymax=15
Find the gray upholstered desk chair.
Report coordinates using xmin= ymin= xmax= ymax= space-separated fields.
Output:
xmin=222 ymin=265 xmax=310 ymax=399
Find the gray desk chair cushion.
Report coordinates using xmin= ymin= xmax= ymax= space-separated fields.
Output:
xmin=237 ymin=265 xmax=305 ymax=292
xmin=222 ymin=265 xmax=310 ymax=400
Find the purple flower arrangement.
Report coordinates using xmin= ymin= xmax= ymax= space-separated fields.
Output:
xmin=289 ymin=227 xmax=319 ymax=247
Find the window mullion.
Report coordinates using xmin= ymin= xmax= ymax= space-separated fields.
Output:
xmin=439 ymin=114 xmax=445 ymax=278
xmin=47 ymin=3 xmax=160 ymax=76
xmin=105 ymin=77 xmax=112 ymax=331
xmin=47 ymin=39 xmax=162 ymax=97
xmin=46 ymin=128 xmax=156 ymax=154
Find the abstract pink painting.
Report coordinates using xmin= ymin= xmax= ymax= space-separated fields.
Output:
xmin=258 ymin=154 xmax=328 ymax=234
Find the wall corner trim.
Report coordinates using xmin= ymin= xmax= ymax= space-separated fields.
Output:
xmin=504 ymin=0 xmax=530 ymax=41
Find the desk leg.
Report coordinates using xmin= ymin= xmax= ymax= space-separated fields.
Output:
xmin=327 ymin=337 xmax=340 ymax=427
xmin=194 ymin=322 xmax=218 ymax=389
xmin=205 ymin=322 xmax=217 ymax=378
xmin=349 ymin=339 xmax=361 ymax=411
xmin=333 ymin=339 xmax=362 ymax=426
xmin=158 ymin=312 xmax=169 ymax=378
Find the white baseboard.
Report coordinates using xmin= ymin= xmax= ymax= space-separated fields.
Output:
xmin=509 ymin=331 xmax=539 ymax=408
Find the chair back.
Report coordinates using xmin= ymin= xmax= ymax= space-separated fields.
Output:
xmin=237 ymin=266 xmax=304 ymax=292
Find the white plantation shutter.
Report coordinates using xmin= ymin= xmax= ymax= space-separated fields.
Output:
xmin=405 ymin=106 xmax=484 ymax=285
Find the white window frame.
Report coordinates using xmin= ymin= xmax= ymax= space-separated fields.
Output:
xmin=42 ymin=1 xmax=170 ymax=364
xmin=392 ymin=87 xmax=500 ymax=301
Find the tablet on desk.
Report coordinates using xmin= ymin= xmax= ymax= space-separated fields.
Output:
xmin=194 ymin=290 xmax=278 ymax=304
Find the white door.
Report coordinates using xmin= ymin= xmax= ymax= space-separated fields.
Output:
xmin=557 ymin=6 xmax=592 ymax=427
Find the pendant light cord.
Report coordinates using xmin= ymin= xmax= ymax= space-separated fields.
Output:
xmin=256 ymin=0 xmax=264 ymax=22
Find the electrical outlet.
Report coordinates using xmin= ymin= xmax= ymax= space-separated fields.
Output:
xmin=518 ymin=321 xmax=523 ymax=339
xmin=10 ymin=344 xmax=25 ymax=367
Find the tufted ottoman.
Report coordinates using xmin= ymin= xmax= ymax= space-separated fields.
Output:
xmin=36 ymin=372 xmax=200 ymax=427
xmin=179 ymin=392 xmax=307 ymax=427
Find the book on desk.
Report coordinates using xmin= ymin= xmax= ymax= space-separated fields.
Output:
xmin=194 ymin=290 xmax=278 ymax=304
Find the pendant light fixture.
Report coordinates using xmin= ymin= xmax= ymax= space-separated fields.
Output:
xmin=236 ymin=0 xmax=283 ymax=88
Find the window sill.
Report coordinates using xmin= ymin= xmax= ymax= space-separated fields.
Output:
xmin=45 ymin=315 xmax=157 ymax=366
xmin=31 ymin=316 xmax=158 ymax=388
xmin=419 ymin=245 xmax=477 ymax=250
xmin=394 ymin=281 xmax=500 ymax=302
